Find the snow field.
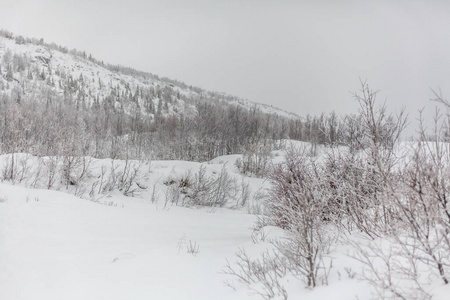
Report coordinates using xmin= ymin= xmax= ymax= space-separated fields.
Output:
xmin=2 ymin=144 xmax=450 ymax=299
xmin=0 ymin=181 xmax=258 ymax=300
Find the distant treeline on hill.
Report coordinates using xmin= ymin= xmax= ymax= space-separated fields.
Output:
xmin=0 ymin=29 xmax=393 ymax=161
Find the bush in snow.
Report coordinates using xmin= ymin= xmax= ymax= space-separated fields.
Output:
xmin=347 ymin=89 xmax=450 ymax=299
xmin=262 ymin=146 xmax=336 ymax=288
xmin=223 ymin=248 xmax=289 ymax=300
xmin=235 ymin=142 xmax=272 ymax=178
xmin=99 ymin=159 xmax=150 ymax=197
xmin=0 ymin=153 xmax=150 ymax=199
xmin=1 ymin=153 xmax=33 ymax=184
xmin=164 ymin=165 xmax=239 ymax=207
xmin=322 ymin=150 xmax=390 ymax=237
xmin=378 ymin=107 xmax=450 ymax=294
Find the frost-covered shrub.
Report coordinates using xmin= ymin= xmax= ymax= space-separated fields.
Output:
xmin=321 ymin=150 xmax=389 ymax=236
xmin=166 ymin=166 xmax=239 ymax=207
xmin=0 ymin=153 xmax=33 ymax=184
xmin=41 ymin=156 xmax=60 ymax=190
xmin=347 ymin=89 xmax=450 ymax=298
xmin=263 ymin=147 xmax=336 ymax=288
xmin=101 ymin=159 xmax=150 ymax=197
xmin=189 ymin=166 xmax=238 ymax=206
xmin=223 ymin=248 xmax=289 ymax=299
xmin=389 ymin=139 xmax=450 ymax=287
xmin=235 ymin=143 xmax=272 ymax=178
xmin=0 ymin=154 xmax=150 ymax=199
xmin=349 ymin=236 xmax=433 ymax=300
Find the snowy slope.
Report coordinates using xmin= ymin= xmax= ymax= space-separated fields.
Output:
xmin=0 ymin=35 xmax=299 ymax=119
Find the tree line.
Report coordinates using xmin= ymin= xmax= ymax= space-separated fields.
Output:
xmin=0 ymin=30 xmax=385 ymax=162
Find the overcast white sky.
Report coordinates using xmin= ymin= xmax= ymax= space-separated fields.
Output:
xmin=1 ymin=0 xmax=450 ymax=128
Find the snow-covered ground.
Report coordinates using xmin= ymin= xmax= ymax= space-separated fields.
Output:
xmin=0 ymin=182 xmax=257 ymax=300
xmin=1 ymin=146 xmax=450 ymax=300
xmin=0 ymin=153 xmax=266 ymax=300
xmin=0 ymin=179 xmax=372 ymax=300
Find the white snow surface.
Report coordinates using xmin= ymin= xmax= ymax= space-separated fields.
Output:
xmin=1 ymin=147 xmax=450 ymax=299
xmin=0 ymin=182 xmax=256 ymax=300
xmin=0 ymin=182 xmax=373 ymax=300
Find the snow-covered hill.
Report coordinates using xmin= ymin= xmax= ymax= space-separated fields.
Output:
xmin=0 ymin=31 xmax=307 ymax=162
xmin=0 ymin=33 xmax=298 ymax=119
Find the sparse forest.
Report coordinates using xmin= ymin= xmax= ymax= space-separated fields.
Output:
xmin=0 ymin=29 xmax=374 ymax=163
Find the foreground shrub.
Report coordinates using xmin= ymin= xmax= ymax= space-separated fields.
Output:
xmin=263 ymin=146 xmax=336 ymax=288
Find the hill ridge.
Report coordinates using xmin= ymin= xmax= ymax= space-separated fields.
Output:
xmin=0 ymin=29 xmax=299 ymax=120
